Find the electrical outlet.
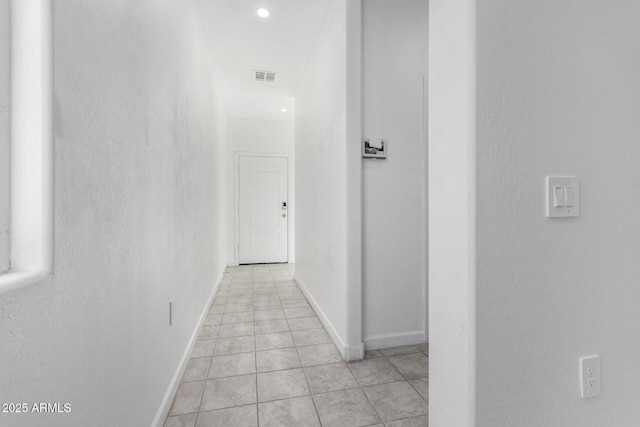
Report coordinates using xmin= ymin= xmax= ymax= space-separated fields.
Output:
xmin=169 ymin=300 xmax=175 ymax=326
xmin=579 ymin=355 xmax=601 ymax=398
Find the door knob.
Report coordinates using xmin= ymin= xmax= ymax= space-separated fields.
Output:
xmin=282 ymin=213 xmax=287 ymax=218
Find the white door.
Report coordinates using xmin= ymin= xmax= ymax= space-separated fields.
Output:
xmin=238 ymin=156 xmax=288 ymax=264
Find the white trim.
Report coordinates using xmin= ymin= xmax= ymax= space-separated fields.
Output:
xmin=345 ymin=0 xmax=363 ymax=359
xmin=234 ymin=152 xmax=294 ymax=265
xmin=294 ymin=272 xmax=365 ymax=362
xmin=0 ymin=271 xmax=50 ymax=296
xmin=363 ymin=331 xmax=427 ymax=351
xmin=423 ymin=72 xmax=430 ymax=343
xmin=0 ymin=0 xmax=9 ymax=274
xmin=152 ymin=269 xmax=225 ymax=427
xmin=6 ymin=0 xmax=54 ymax=281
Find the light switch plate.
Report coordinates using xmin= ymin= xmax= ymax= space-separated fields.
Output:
xmin=546 ymin=177 xmax=579 ymax=218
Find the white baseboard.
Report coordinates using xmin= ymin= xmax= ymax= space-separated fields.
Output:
xmin=293 ymin=273 xmax=364 ymax=362
xmin=363 ymin=330 xmax=427 ymax=351
xmin=152 ymin=269 xmax=225 ymax=427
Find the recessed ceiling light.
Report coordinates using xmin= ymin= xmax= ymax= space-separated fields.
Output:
xmin=256 ymin=8 xmax=270 ymax=18
xmin=281 ymin=108 xmax=287 ymax=113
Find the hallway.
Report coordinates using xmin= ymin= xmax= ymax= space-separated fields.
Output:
xmin=165 ymin=264 xmax=428 ymax=427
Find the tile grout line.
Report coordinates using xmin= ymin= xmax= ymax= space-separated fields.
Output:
xmin=295 ymin=340 xmax=322 ymax=426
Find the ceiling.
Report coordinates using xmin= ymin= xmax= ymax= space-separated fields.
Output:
xmin=197 ymin=0 xmax=333 ymax=122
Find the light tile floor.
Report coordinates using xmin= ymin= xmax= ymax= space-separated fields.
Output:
xmin=164 ymin=264 xmax=429 ymax=427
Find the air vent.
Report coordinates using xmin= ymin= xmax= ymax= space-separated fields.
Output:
xmin=254 ymin=70 xmax=277 ymax=83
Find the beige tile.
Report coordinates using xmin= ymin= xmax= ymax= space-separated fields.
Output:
xmin=254 ymin=301 xmax=282 ymax=311
xmin=254 ymin=294 xmax=281 ymax=302
xmin=297 ymin=344 xmax=344 ymax=367
xmin=218 ymin=322 xmax=255 ymax=338
xmin=213 ymin=336 xmax=255 ymax=356
xmin=279 ymin=292 xmax=304 ymax=300
xmin=254 ymin=287 xmax=278 ymax=294
xmin=204 ymin=313 xmax=222 ymax=326
xmin=221 ymin=311 xmax=254 ymax=324
xmin=388 ymin=353 xmax=429 ymax=379
xmin=284 ymin=307 xmax=315 ymax=319
xmin=276 ymin=285 xmax=300 ymax=293
xmin=365 ymin=350 xmax=385 ymax=359
xmin=287 ymin=316 xmax=322 ymax=331
xmin=257 ymin=348 xmax=301 ymax=372
xmin=416 ymin=343 xmax=429 ymax=355
xmin=169 ymin=381 xmax=205 ymax=416
xmin=257 ymin=368 xmax=310 ymax=402
xmin=385 ymin=415 xmax=429 ymax=426
xmin=255 ymin=332 xmax=294 ymax=351
xmin=183 ymin=357 xmax=211 ymax=382
xmin=225 ymin=302 xmax=254 ymax=313
xmin=258 ymin=396 xmax=320 ymax=427
xmin=304 ymin=363 xmax=358 ymax=394
xmin=208 ymin=305 xmax=225 ymax=314
xmin=198 ymin=325 xmax=219 ymax=340
xmin=201 ymin=375 xmax=257 ymax=411
xmin=191 ymin=340 xmax=216 ymax=358
xmin=255 ymin=319 xmax=290 ymax=334
xmin=254 ymin=309 xmax=286 ymax=321
xmin=380 ymin=346 xmax=421 ymax=356
xmin=233 ymin=270 xmax=253 ymax=277
xmin=227 ymin=295 xmax=254 ymax=302
xmin=348 ymin=358 xmax=404 ymax=386
xmin=281 ymin=299 xmax=310 ymax=309
xmin=312 ymin=388 xmax=380 ymax=427
xmin=196 ymin=405 xmax=257 ymax=427
xmin=208 ymin=353 xmax=256 ymax=379
xmin=164 ymin=413 xmax=197 ymax=427
xmin=409 ymin=377 xmax=429 ymax=402
xmin=212 ymin=296 xmax=228 ymax=305
xmin=362 ymin=381 xmax=427 ymax=422
xmin=292 ymin=329 xmax=332 ymax=347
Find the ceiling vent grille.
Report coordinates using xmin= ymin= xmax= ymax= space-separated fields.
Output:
xmin=254 ymin=70 xmax=277 ymax=83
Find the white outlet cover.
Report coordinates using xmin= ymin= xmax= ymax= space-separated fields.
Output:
xmin=546 ymin=177 xmax=579 ymax=218
xmin=579 ymin=355 xmax=601 ymax=398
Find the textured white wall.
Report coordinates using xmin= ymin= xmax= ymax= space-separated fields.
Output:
xmin=225 ymin=117 xmax=295 ymax=265
xmin=475 ymin=1 xmax=640 ymax=425
xmin=0 ymin=0 xmax=9 ymax=272
xmin=0 ymin=1 xmax=226 ymax=425
xmin=361 ymin=0 xmax=428 ymax=350
xmin=295 ymin=0 xmax=350 ymax=355
xmin=431 ymin=0 xmax=640 ymax=426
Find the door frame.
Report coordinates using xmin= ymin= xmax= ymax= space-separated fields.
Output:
xmin=234 ymin=152 xmax=295 ymax=266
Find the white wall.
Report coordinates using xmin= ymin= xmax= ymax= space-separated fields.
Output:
xmin=431 ymin=0 xmax=640 ymax=426
xmin=225 ymin=117 xmax=295 ymax=265
xmin=0 ymin=0 xmax=9 ymax=272
xmin=428 ymin=0 xmax=476 ymax=425
xmin=476 ymin=1 xmax=640 ymax=425
xmin=295 ymin=0 xmax=352 ymax=357
xmin=0 ymin=1 xmax=226 ymax=425
xmin=361 ymin=0 xmax=428 ymax=350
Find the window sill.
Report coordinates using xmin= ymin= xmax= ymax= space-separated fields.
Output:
xmin=0 ymin=270 xmax=50 ymax=295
